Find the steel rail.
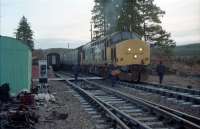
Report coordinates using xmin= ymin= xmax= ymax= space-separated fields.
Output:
xmin=84 ymin=79 xmax=200 ymax=129
xmin=95 ymin=97 xmax=152 ymax=129
xmin=57 ymin=72 xmax=200 ymax=129
xmin=58 ymin=73 xmax=154 ymax=129
xmin=66 ymin=80 xmax=131 ymax=129
xmin=117 ymin=81 xmax=200 ymax=104
xmin=141 ymin=82 xmax=200 ymax=95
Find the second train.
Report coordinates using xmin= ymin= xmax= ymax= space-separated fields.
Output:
xmin=49 ymin=31 xmax=150 ymax=82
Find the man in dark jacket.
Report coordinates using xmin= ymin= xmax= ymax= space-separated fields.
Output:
xmin=110 ymin=65 xmax=119 ymax=87
xmin=156 ymin=61 xmax=165 ymax=84
xmin=72 ymin=64 xmax=80 ymax=83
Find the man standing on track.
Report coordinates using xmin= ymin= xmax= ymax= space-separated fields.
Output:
xmin=73 ymin=64 xmax=80 ymax=83
xmin=156 ymin=61 xmax=165 ymax=84
xmin=111 ymin=65 xmax=120 ymax=87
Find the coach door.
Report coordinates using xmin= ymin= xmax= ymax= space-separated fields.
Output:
xmin=106 ymin=47 xmax=111 ymax=63
xmin=111 ymin=46 xmax=116 ymax=64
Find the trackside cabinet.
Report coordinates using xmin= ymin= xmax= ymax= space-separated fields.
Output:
xmin=38 ymin=60 xmax=48 ymax=83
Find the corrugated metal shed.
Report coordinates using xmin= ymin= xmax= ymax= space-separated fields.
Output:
xmin=0 ymin=36 xmax=32 ymax=96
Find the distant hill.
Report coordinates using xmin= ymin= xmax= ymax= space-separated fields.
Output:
xmin=174 ymin=43 xmax=200 ymax=56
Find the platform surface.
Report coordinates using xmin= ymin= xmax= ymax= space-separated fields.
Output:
xmin=32 ymin=77 xmax=103 ymax=82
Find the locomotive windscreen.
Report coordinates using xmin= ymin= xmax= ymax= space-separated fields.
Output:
xmin=111 ymin=32 xmax=141 ymax=44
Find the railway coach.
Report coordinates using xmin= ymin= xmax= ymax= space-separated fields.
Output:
xmin=62 ymin=49 xmax=78 ymax=70
xmin=47 ymin=53 xmax=60 ymax=71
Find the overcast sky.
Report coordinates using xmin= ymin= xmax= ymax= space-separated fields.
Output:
xmin=1 ymin=0 xmax=200 ymax=48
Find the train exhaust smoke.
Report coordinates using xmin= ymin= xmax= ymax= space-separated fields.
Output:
xmin=104 ymin=0 xmax=123 ymax=34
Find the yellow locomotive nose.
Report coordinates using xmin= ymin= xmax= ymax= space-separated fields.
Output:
xmin=116 ymin=40 xmax=150 ymax=66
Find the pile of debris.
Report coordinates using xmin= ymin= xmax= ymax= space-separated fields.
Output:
xmin=33 ymin=83 xmax=56 ymax=105
xmin=0 ymin=83 xmax=39 ymax=129
xmin=1 ymin=80 xmax=69 ymax=129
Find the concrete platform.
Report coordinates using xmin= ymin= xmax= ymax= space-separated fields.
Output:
xmin=32 ymin=76 xmax=103 ymax=82
xmin=32 ymin=78 xmax=65 ymax=82
xmin=66 ymin=77 xmax=103 ymax=80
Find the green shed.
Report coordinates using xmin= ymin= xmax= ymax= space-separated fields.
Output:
xmin=0 ymin=36 xmax=32 ymax=96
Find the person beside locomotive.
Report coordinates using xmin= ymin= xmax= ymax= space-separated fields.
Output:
xmin=156 ymin=61 xmax=166 ymax=84
xmin=137 ymin=60 xmax=146 ymax=83
xmin=110 ymin=65 xmax=120 ymax=87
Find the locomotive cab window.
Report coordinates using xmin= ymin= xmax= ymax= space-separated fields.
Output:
xmin=111 ymin=47 xmax=116 ymax=62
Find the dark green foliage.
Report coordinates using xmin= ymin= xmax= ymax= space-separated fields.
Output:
xmin=148 ymin=26 xmax=176 ymax=56
xmin=15 ymin=16 xmax=34 ymax=50
xmin=91 ymin=0 xmax=124 ymax=39
xmin=91 ymin=0 xmax=105 ymax=40
xmin=117 ymin=0 xmax=142 ymax=34
xmin=91 ymin=0 xmax=176 ymax=50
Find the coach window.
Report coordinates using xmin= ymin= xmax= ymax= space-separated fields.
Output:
xmin=111 ymin=47 xmax=116 ymax=62
xmin=82 ymin=51 xmax=85 ymax=60
xmin=111 ymin=48 xmax=113 ymax=61
xmin=92 ymin=48 xmax=95 ymax=60
xmin=114 ymin=47 xmax=116 ymax=62
xmin=106 ymin=40 xmax=108 ymax=47
xmin=102 ymin=50 xmax=104 ymax=60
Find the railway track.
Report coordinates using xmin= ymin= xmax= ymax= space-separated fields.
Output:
xmin=67 ymin=81 xmax=130 ymax=129
xmin=117 ymin=81 xmax=200 ymax=105
xmin=56 ymin=73 xmax=200 ymax=129
xmin=58 ymin=72 xmax=130 ymax=129
xmin=59 ymin=71 xmax=200 ymax=105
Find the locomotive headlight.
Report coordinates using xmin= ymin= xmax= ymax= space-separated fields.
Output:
xmin=139 ymin=48 xmax=143 ymax=51
xmin=134 ymin=55 xmax=138 ymax=58
xmin=128 ymin=48 xmax=131 ymax=51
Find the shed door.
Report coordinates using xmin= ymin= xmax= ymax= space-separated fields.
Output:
xmin=52 ymin=55 xmax=56 ymax=65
